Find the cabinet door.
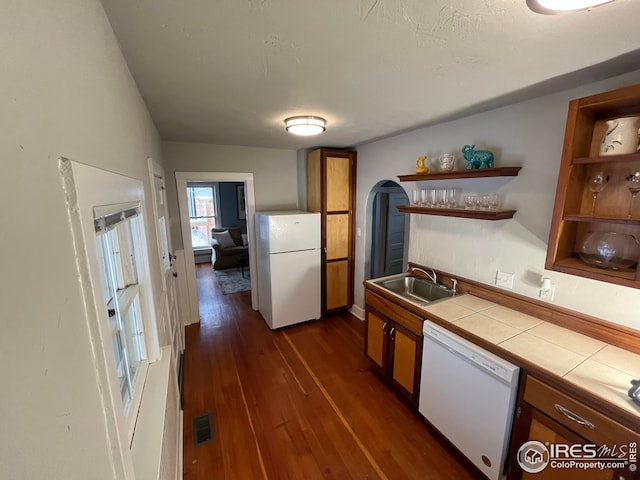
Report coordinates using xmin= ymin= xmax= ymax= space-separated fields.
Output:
xmin=520 ymin=410 xmax=621 ymax=480
xmin=326 ymin=260 xmax=349 ymax=310
xmin=325 ymin=213 xmax=349 ymax=260
xmin=325 ymin=155 xmax=351 ymax=212
xmin=365 ymin=309 xmax=387 ymax=371
xmin=389 ymin=321 xmax=421 ymax=401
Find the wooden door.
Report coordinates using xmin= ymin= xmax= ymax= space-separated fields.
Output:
xmin=389 ymin=321 xmax=420 ymax=401
xmin=307 ymin=149 xmax=356 ymax=314
xmin=520 ymin=410 xmax=619 ymax=480
xmin=324 ymin=154 xmax=354 ymax=312
xmin=326 ymin=260 xmax=349 ymax=311
xmin=325 ymin=155 xmax=351 ymax=211
xmin=364 ymin=309 xmax=387 ymax=371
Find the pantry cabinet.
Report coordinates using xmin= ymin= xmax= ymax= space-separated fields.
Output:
xmin=364 ymin=290 xmax=422 ymax=405
xmin=546 ymin=83 xmax=640 ymax=288
xmin=307 ymin=148 xmax=357 ymax=314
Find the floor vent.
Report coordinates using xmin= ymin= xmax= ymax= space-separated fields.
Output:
xmin=193 ymin=412 xmax=214 ymax=447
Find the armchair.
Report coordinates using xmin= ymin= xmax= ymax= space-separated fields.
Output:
xmin=210 ymin=227 xmax=249 ymax=270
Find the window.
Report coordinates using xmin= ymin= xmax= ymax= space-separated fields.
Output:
xmin=62 ymin=159 xmax=163 ymax=459
xmin=187 ymin=184 xmax=219 ymax=249
xmin=95 ymin=206 xmax=148 ymax=418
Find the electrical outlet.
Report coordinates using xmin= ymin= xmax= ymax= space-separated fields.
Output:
xmin=539 ymin=285 xmax=555 ymax=301
xmin=495 ymin=271 xmax=514 ymax=289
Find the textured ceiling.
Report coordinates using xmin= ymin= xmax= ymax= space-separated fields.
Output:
xmin=100 ymin=0 xmax=640 ymax=150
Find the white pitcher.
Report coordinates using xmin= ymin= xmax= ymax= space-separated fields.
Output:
xmin=600 ymin=116 xmax=640 ymax=155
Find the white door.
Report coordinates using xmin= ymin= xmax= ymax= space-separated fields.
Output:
xmin=149 ymin=159 xmax=184 ymax=369
xmin=269 ymin=248 xmax=321 ymax=329
xmin=265 ymin=212 xmax=321 ymax=254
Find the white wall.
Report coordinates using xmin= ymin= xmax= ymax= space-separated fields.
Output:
xmin=355 ymin=69 xmax=640 ymax=331
xmin=0 ymin=1 xmax=164 ymax=478
xmin=162 ymin=142 xmax=299 ymax=249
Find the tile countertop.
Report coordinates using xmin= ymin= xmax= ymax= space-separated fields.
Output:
xmin=421 ymin=294 xmax=640 ymax=420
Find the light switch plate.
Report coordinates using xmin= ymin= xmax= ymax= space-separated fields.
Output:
xmin=496 ymin=271 xmax=514 ymax=289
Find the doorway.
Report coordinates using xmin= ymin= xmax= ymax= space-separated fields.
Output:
xmin=368 ymin=181 xmax=409 ymax=279
xmin=175 ymin=172 xmax=258 ymax=324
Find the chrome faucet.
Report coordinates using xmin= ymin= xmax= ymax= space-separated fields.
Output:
xmin=411 ymin=267 xmax=437 ymax=284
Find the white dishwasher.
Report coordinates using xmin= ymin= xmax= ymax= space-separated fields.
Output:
xmin=418 ymin=320 xmax=520 ymax=480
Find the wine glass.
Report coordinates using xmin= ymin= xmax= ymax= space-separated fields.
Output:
xmin=587 ymin=171 xmax=609 ymax=216
xmin=488 ymin=193 xmax=501 ymax=211
xmin=626 ymin=171 xmax=640 ymax=218
xmin=463 ymin=194 xmax=475 ymax=209
xmin=446 ymin=188 xmax=458 ymax=208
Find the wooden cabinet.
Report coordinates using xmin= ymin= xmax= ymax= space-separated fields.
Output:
xmin=546 ymin=83 xmax=640 ymax=288
xmin=307 ymin=148 xmax=357 ymax=314
xmin=364 ymin=291 xmax=422 ymax=404
xmin=397 ymin=166 xmax=521 ymax=220
xmin=508 ymin=374 xmax=640 ymax=480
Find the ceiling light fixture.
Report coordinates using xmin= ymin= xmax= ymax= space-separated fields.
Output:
xmin=284 ymin=116 xmax=327 ymax=136
xmin=526 ymin=0 xmax=615 ymax=14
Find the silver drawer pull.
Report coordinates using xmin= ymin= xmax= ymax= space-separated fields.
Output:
xmin=554 ymin=404 xmax=595 ymax=429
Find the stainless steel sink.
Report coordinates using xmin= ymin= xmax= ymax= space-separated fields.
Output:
xmin=373 ymin=276 xmax=455 ymax=305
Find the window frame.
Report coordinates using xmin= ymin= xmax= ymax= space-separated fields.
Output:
xmin=60 ymin=160 xmax=161 ymax=466
xmin=96 ymin=217 xmax=149 ymax=425
xmin=186 ymin=182 xmax=220 ymax=250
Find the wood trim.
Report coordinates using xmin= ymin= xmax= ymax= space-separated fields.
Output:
xmin=365 ymin=290 xmax=423 ymax=336
xmin=397 ymin=166 xmax=522 ymax=182
xmin=576 ymin=83 xmax=640 ymax=111
xmin=551 ymin=257 xmax=638 ymax=285
xmin=407 ymin=261 xmax=640 ymax=355
xmin=306 ymin=149 xmax=322 ymax=212
xmin=349 ymin=151 xmax=357 ymax=315
xmin=546 ymin=99 xmax=579 ymax=272
xmin=562 ymin=214 xmax=640 ymax=226
xmin=397 ymin=205 xmax=516 ymax=220
xmin=573 ymin=152 xmax=640 ymax=165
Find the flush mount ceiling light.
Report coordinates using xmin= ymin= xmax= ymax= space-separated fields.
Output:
xmin=284 ymin=116 xmax=327 ymax=136
xmin=527 ymin=0 xmax=616 ymax=14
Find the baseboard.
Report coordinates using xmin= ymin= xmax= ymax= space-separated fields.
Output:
xmin=349 ymin=304 xmax=365 ymax=320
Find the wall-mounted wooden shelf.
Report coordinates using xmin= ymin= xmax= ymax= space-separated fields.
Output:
xmin=545 ymin=83 xmax=640 ymax=289
xmin=397 ymin=166 xmax=522 ymax=182
xmin=552 ymin=258 xmax=638 ymax=286
xmin=572 ymin=152 xmax=640 ymax=165
xmin=562 ymin=214 xmax=640 ymax=226
xmin=397 ymin=205 xmax=517 ymax=220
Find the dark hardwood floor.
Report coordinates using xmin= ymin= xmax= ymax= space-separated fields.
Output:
xmin=182 ymin=263 xmax=477 ymax=479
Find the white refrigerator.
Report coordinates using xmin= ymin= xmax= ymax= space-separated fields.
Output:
xmin=255 ymin=211 xmax=321 ymax=329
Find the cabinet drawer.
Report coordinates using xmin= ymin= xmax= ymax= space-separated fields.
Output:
xmin=524 ymin=375 xmax=640 ymax=447
xmin=365 ymin=291 xmax=423 ymax=336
